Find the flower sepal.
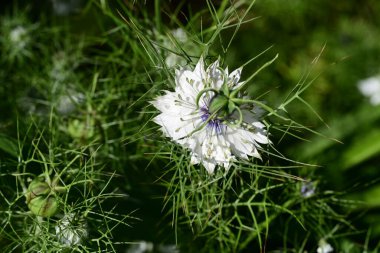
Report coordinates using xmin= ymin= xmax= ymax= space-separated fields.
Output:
xmin=208 ymin=94 xmax=229 ymax=117
xmin=25 ymin=175 xmax=66 ymax=217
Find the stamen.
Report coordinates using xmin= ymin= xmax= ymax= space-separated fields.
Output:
xmin=200 ymin=106 xmax=225 ymax=134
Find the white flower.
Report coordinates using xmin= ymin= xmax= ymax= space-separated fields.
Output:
xmin=51 ymin=0 xmax=83 ymax=16
xmin=55 ymin=213 xmax=87 ymax=247
xmin=164 ymin=28 xmax=188 ymax=67
xmin=151 ymin=57 xmax=270 ymax=174
xmin=152 ymin=27 xmax=198 ymax=67
xmin=357 ymin=75 xmax=380 ymax=105
xmin=301 ymin=181 xmax=316 ymax=198
xmin=50 ymin=51 xmax=71 ymax=84
xmin=9 ymin=26 xmax=26 ymax=43
xmin=126 ymin=241 xmax=179 ymax=253
xmin=56 ymin=90 xmax=85 ymax=115
xmin=317 ymin=240 xmax=333 ymax=253
xmin=157 ymin=244 xmax=179 ymax=253
xmin=170 ymin=28 xmax=188 ymax=44
xmin=9 ymin=26 xmax=28 ymax=49
xmin=127 ymin=241 xmax=154 ymax=253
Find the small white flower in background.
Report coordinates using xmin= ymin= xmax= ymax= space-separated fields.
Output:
xmin=157 ymin=244 xmax=179 ymax=253
xmin=317 ymin=240 xmax=333 ymax=253
xmin=0 ymin=16 xmax=39 ymax=62
xmin=126 ymin=241 xmax=179 ymax=253
xmin=8 ymin=25 xmax=30 ymax=54
xmin=164 ymin=28 xmax=188 ymax=67
xmin=170 ymin=28 xmax=188 ymax=44
xmin=50 ymin=51 xmax=72 ymax=84
xmin=151 ymin=56 xmax=270 ymax=174
xmin=357 ymin=75 xmax=380 ymax=105
xmin=51 ymin=0 xmax=84 ymax=16
xmin=127 ymin=241 xmax=154 ymax=253
xmin=56 ymin=90 xmax=85 ymax=115
xmin=152 ymin=27 xmax=198 ymax=67
xmin=301 ymin=181 xmax=316 ymax=198
xmin=55 ymin=213 xmax=88 ymax=247
xmin=9 ymin=26 xmax=27 ymax=46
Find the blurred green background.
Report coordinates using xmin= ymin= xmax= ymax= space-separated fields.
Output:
xmin=1 ymin=0 xmax=380 ymax=251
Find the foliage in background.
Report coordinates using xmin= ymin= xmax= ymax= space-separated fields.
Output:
xmin=0 ymin=0 xmax=380 ymax=252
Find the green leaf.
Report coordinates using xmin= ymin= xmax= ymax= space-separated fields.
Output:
xmin=0 ymin=133 xmax=18 ymax=158
xmin=341 ymin=129 xmax=380 ymax=170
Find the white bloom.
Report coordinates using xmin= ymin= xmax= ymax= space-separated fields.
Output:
xmin=152 ymin=27 xmax=197 ymax=67
xmin=50 ymin=51 xmax=71 ymax=84
xmin=164 ymin=28 xmax=188 ymax=67
xmin=56 ymin=90 xmax=85 ymax=115
xmin=55 ymin=213 xmax=87 ymax=247
xmin=9 ymin=26 xmax=28 ymax=49
xmin=357 ymin=75 xmax=380 ymax=105
xmin=317 ymin=240 xmax=333 ymax=253
xmin=9 ymin=26 xmax=26 ymax=42
xmin=127 ymin=241 xmax=154 ymax=253
xmin=301 ymin=181 xmax=316 ymax=198
xmin=157 ymin=244 xmax=179 ymax=253
xmin=152 ymin=57 xmax=270 ymax=174
xmin=170 ymin=28 xmax=188 ymax=44
xmin=51 ymin=0 xmax=83 ymax=16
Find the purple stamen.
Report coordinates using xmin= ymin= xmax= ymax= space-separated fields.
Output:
xmin=200 ymin=106 xmax=224 ymax=134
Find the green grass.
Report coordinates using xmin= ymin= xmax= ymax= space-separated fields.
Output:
xmin=1 ymin=0 xmax=380 ymax=252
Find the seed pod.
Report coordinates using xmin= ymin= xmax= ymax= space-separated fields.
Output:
xmin=26 ymin=177 xmax=59 ymax=217
xmin=26 ymin=177 xmax=50 ymax=203
xmin=28 ymin=195 xmax=59 ymax=217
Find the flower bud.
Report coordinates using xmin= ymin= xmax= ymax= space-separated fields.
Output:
xmin=26 ymin=177 xmax=50 ymax=203
xmin=26 ymin=177 xmax=59 ymax=217
xmin=28 ymin=195 xmax=59 ymax=217
xmin=209 ymin=94 xmax=229 ymax=117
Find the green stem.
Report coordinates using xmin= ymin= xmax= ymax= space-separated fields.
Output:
xmin=154 ymin=0 xmax=161 ymax=32
xmin=195 ymin=87 xmax=219 ymax=109
xmin=231 ymin=54 xmax=278 ymax=98
xmin=216 ymin=0 xmax=229 ymax=19
xmin=228 ymin=106 xmax=243 ymax=127
xmin=232 ymin=98 xmax=289 ymax=122
xmin=238 ymin=199 xmax=297 ymax=251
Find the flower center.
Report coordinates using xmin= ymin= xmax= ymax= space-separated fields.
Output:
xmin=200 ymin=106 xmax=225 ymax=134
xmin=208 ymin=94 xmax=229 ymax=118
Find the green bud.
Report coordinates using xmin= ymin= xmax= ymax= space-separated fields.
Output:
xmin=67 ymin=118 xmax=95 ymax=140
xmin=209 ymin=94 xmax=229 ymax=116
xmin=26 ymin=178 xmax=51 ymax=203
xmin=28 ymin=195 xmax=59 ymax=217
xmin=26 ymin=177 xmax=60 ymax=217
xmin=228 ymin=100 xmax=236 ymax=115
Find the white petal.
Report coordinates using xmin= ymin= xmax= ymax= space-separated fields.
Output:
xmin=190 ymin=154 xmax=201 ymax=165
xmin=251 ymin=121 xmax=266 ymax=129
xmin=228 ymin=67 xmax=242 ymax=87
xmin=193 ymin=56 xmax=206 ymax=81
xmin=206 ymin=59 xmax=224 ymax=89
xmin=152 ymin=91 xmax=194 ymax=116
xmin=154 ymin=114 xmax=201 ymax=140
xmin=225 ymin=127 xmax=264 ymax=159
xmin=175 ymin=69 xmax=204 ymax=96
xmin=241 ymin=109 xmax=264 ymax=125
xmin=202 ymin=160 xmax=216 ymax=174
xmin=199 ymin=134 xmax=232 ymax=172
xmin=252 ymin=131 xmax=270 ymax=144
